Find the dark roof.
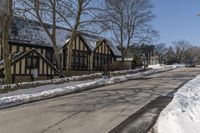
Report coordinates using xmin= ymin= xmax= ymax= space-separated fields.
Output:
xmin=0 ymin=17 xmax=122 ymax=56
xmin=7 ymin=17 xmax=71 ymax=48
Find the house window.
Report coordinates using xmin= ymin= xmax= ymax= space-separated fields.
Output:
xmin=94 ymin=52 xmax=113 ymax=71
xmin=71 ymin=50 xmax=88 ymax=70
xmin=46 ymin=50 xmax=52 ymax=61
xmin=26 ymin=57 xmax=32 ymax=68
xmin=26 ymin=56 xmax=39 ymax=69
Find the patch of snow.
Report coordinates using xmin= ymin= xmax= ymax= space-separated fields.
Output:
xmin=152 ymin=75 xmax=200 ymax=133
xmin=54 ymin=28 xmax=71 ymax=47
xmin=107 ymin=41 xmax=122 ymax=57
xmin=172 ymin=63 xmax=185 ymax=68
xmin=1 ymin=73 xmax=103 ymax=90
xmin=82 ymin=35 xmax=99 ymax=51
xmin=148 ymin=64 xmax=164 ymax=69
xmin=9 ymin=17 xmax=121 ymax=57
xmin=149 ymin=64 xmax=185 ymax=69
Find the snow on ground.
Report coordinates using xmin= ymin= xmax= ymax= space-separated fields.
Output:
xmin=172 ymin=63 xmax=186 ymax=68
xmin=148 ymin=64 xmax=185 ymax=69
xmin=148 ymin=64 xmax=165 ymax=69
xmin=0 ymin=80 xmax=95 ymax=97
xmin=0 ymin=67 xmax=173 ymax=108
xmin=152 ymin=75 xmax=200 ymax=133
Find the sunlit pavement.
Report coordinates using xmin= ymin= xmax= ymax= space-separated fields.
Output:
xmin=0 ymin=67 xmax=199 ymax=133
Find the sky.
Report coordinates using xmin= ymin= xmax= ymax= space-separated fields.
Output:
xmin=152 ymin=0 xmax=200 ymax=46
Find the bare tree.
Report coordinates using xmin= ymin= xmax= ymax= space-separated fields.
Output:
xmin=17 ymin=0 xmax=104 ymax=76
xmin=101 ymin=0 xmax=156 ymax=61
xmin=155 ymin=43 xmax=167 ymax=64
xmin=164 ymin=46 xmax=175 ymax=65
xmin=16 ymin=0 xmax=73 ymax=77
xmin=62 ymin=0 xmax=104 ymax=76
xmin=0 ymin=0 xmax=13 ymax=84
xmin=173 ymin=40 xmax=191 ymax=64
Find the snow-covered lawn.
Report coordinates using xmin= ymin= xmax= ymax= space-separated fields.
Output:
xmin=148 ymin=64 xmax=165 ymax=69
xmin=0 ymin=67 xmax=173 ymax=108
xmin=152 ymin=75 xmax=200 ymax=133
xmin=148 ymin=64 xmax=185 ymax=69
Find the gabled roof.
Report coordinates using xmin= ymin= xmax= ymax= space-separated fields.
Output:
xmin=65 ymin=33 xmax=122 ymax=57
xmin=107 ymin=41 xmax=122 ymax=57
xmin=65 ymin=32 xmax=106 ymax=52
xmin=1 ymin=17 xmax=122 ymax=57
xmin=94 ymin=39 xmax=122 ymax=57
xmin=81 ymin=33 xmax=104 ymax=51
xmin=6 ymin=17 xmax=71 ymax=48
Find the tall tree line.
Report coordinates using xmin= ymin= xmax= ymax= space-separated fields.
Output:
xmin=155 ymin=40 xmax=200 ymax=65
xmin=100 ymin=0 xmax=158 ymax=61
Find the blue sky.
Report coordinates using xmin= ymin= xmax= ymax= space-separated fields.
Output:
xmin=152 ymin=0 xmax=200 ymax=45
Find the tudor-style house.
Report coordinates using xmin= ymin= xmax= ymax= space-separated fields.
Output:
xmin=0 ymin=17 xmax=121 ymax=83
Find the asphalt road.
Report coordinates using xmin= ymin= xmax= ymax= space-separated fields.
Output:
xmin=0 ymin=67 xmax=199 ymax=133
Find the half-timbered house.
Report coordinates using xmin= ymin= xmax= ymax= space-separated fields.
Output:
xmin=93 ymin=40 xmax=122 ymax=71
xmin=0 ymin=17 xmax=122 ymax=83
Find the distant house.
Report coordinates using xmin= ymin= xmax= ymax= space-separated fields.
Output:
xmin=139 ymin=44 xmax=159 ymax=65
xmin=0 ymin=17 xmax=121 ymax=83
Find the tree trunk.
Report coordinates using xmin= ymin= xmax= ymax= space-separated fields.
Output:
xmin=2 ymin=0 xmax=13 ymax=84
xmin=121 ymin=49 xmax=125 ymax=62
xmin=3 ymin=40 xmax=12 ymax=84
xmin=66 ymin=0 xmax=83 ymax=77
xmin=52 ymin=42 xmax=62 ymax=77
xmin=66 ymin=32 xmax=77 ymax=77
xmin=2 ymin=17 xmax=12 ymax=84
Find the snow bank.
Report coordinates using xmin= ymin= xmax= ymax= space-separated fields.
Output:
xmin=153 ymin=75 xmax=200 ymax=133
xmin=0 ymin=67 xmax=173 ymax=108
xmin=110 ymin=68 xmax=145 ymax=76
xmin=1 ymin=73 xmax=103 ymax=90
xmin=0 ymin=73 xmax=141 ymax=108
xmin=172 ymin=64 xmax=185 ymax=68
xmin=0 ymin=68 xmax=145 ymax=91
xmin=148 ymin=64 xmax=164 ymax=69
xmin=148 ymin=64 xmax=185 ymax=69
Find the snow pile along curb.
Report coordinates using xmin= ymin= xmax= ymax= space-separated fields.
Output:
xmin=1 ymin=73 xmax=103 ymax=90
xmin=152 ymin=75 xmax=200 ymax=133
xmin=0 ymin=69 xmax=146 ymax=91
xmin=0 ymin=67 xmax=173 ymax=108
xmin=110 ymin=68 xmax=145 ymax=76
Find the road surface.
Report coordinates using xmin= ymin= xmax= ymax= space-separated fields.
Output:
xmin=0 ymin=67 xmax=199 ymax=133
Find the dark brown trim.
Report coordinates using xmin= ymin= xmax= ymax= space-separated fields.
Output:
xmin=19 ymin=60 xmax=22 ymax=74
xmin=23 ymin=46 xmax=26 ymax=52
xmin=63 ymin=34 xmax=92 ymax=53
xmin=17 ymin=45 xmax=19 ymax=51
xmin=0 ymin=49 xmax=61 ymax=76
xmin=14 ymin=63 xmax=16 ymax=75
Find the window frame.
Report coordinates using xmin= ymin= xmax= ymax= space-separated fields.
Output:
xmin=26 ymin=55 xmax=39 ymax=69
xmin=71 ymin=49 xmax=89 ymax=70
